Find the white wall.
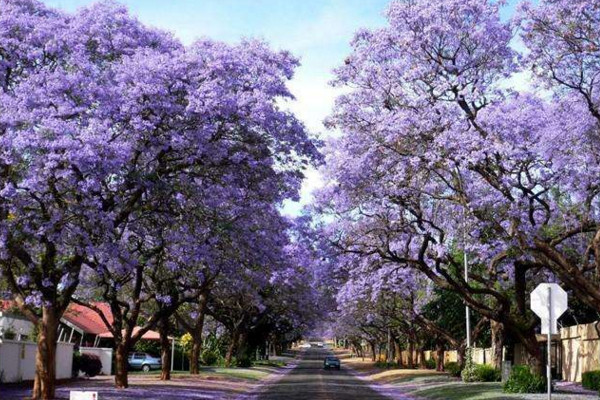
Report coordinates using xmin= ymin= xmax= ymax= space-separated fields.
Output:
xmin=80 ymin=346 xmax=113 ymax=375
xmin=0 ymin=339 xmax=74 ymax=383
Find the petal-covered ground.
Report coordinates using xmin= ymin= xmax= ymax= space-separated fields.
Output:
xmin=0 ymin=363 xmax=291 ymax=400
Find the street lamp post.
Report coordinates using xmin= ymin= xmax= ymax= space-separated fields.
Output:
xmin=459 ymin=168 xmax=471 ymax=350
xmin=456 ymin=166 xmax=471 ymax=352
xmin=464 ymin=235 xmax=471 ymax=349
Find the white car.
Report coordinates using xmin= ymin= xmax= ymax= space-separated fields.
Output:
xmin=299 ymin=343 xmax=312 ymax=348
xmin=317 ymin=342 xmax=324 ymax=347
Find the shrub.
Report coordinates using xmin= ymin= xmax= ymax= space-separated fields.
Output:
xmin=461 ymin=349 xmax=477 ymax=382
xmin=375 ymin=360 xmax=396 ymax=369
xmin=425 ymin=358 xmax=437 ymax=370
xmin=72 ymin=352 xmax=82 ymax=377
xmin=237 ymin=357 xmax=252 ymax=368
xmin=473 ymin=364 xmax=501 ymax=382
xmin=201 ymin=350 xmax=219 ymax=366
xmin=503 ymin=365 xmax=546 ymax=393
xmin=582 ymin=370 xmax=600 ymax=391
xmin=444 ymin=361 xmax=461 ymax=377
xmin=2 ymin=328 xmax=16 ymax=340
xmin=78 ymin=353 xmax=103 ymax=377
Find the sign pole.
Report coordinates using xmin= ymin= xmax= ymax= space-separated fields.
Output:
xmin=547 ymin=286 xmax=551 ymax=400
xmin=531 ymin=282 xmax=567 ymax=400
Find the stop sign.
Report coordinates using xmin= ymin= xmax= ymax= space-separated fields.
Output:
xmin=530 ymin=283 xmax=568 ymax=334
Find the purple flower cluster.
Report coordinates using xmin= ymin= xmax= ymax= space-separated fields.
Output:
xmin=317 ymin=0 xmax=600 ymax=367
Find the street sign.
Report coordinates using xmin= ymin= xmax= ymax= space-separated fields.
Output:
xmin=530 ymin=283 xmax=568 ymax=400
xmin=530 ymin=283 xmax=568 ymax=334
xmin=70 ymin=391 xmax=98 ymax=400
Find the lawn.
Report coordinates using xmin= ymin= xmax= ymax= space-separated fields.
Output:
xmin=411 ymin=382 xmax=518 ymax=399
xmin=197 ymin=366 xmax=275 ymax=381
xmin=342 ymin=357 xmax=597 ymax=400
xmin=129 ymin=361 xmax=288 ymax=381
xmin=410 ymin=381 xmax=598 ymax=400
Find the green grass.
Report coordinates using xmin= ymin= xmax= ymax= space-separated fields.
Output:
xmin=253 ymin=359 xmax=287 ymax=367
xmin=130 ymin=370 xmax=189 ymax=375
xmin=411 ymin=382 xmax=519 ymax=400
xmin=197 ymin=366 xmax=271 ymax=381
xmin=129 ymin=364 xmax=280 ymax=381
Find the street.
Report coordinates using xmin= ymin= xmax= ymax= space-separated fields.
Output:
xmin=256 ymin=347 xmax=390 ymax=400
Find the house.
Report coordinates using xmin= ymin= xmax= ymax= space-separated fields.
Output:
xmin=0 ymin=300 xmax=33 ymax=340
xmin=0 ymin=301 xmax=163 ymax=348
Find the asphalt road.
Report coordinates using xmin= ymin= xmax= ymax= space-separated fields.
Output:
xmin=256 ymin=347 xmax=389 ymax=400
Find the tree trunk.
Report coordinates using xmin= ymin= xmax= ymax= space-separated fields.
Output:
xmin=189 ymin=294 xmax=208 ymax=374
xmin=520 ymin=334 xmax=544 ymax=376
xmin=115 ymin=342 xmax=130 ymax=388
xmin=407 ymin=341 xmax=414 ymax=368
xmin=419 ymin=348 xmax=426 ymax=369
xmin=370 ymin=341 xmax=376 ymax=362
xmin=159 ymin=316 xmax=171 ymax=381
xmin=32 ymin=307 xmax=59 ymax=400
xmin=236 ymin=332 xmax=247 ymax=359
xmin=436 ymin=345 xmax=444 ymax=371
xmin=490 ymin=320 xmax=505 ymax=369
xmin=457 ymin=343 xmax=466 ymax=369
xmin=190 ymin=337 xmax=202 ymax=374
xmin=225 ymin=330 xmax=239 ymax=367
xmin=394 ymin=340 xmax=403 ymax=367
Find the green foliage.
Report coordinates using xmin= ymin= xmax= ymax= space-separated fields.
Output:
xmin=237 ymin=356 xmax=252 ymax=368
xmin=425 ymin=358 xmax=437 ymax=370
xmin=461 ymin=348 xmax=477 ymax=382
xmin=444 ymin=361 xmax=462 ymax=377
xmin=29 ymin=324 xmax=40 ymax=341
xmin=375 ymin=360 xmax=396 ymax=369
xmin=582 ymin=370 xmax=600 ymax=390
xmin=421 ymin=288 xmax=467 ymax=347
xmin=2 ymin=328 xmax=16 ymax=340
xmin=472 ymin=364 xmax=501 ymax=382
xmin=134 ymin=340 xmax=161 ymax=357
xmin=503 ymin=365 xmax=546 ymax=393
xmin=201 ymin=350 xmax=219 ymax=366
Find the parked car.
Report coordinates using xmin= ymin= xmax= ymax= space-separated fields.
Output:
xmin=128 ymin=352 xmax=161 ymax=372
xmin=324 ymin=356 xmax=341 ymax=370
xmin=316 ymin=342 xmax=324 ymax=347
xmin=299 ymin=343 xmax=312 ymax=348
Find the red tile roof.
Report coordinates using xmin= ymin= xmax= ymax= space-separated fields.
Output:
xmin=97 ymin=326 xmax=170 ymax=341
xmin=0 ymin=300 xmax=17 ymax=311
xmin=1 ymin=300 xmax=113 ymax=335
xmin=63 ymin=302 xmax=113 ymax=335
xmin=2 ymin=301 xmax=168 ymax=340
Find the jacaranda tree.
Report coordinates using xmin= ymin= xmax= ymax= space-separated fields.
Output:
xmin=0 ymin=0 xmax=320 ymax=397
xmin=317 ymin=0 xmax=600 ymax=375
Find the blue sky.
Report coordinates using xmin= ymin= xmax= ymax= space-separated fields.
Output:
xmin=43 ymin=0 xmax=522 ymax=215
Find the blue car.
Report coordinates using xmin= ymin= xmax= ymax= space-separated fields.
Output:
xmin=324 ymin=356 xmax=341 ymax=370
xmin=128 ymin=352 xmax=162 ymax=372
